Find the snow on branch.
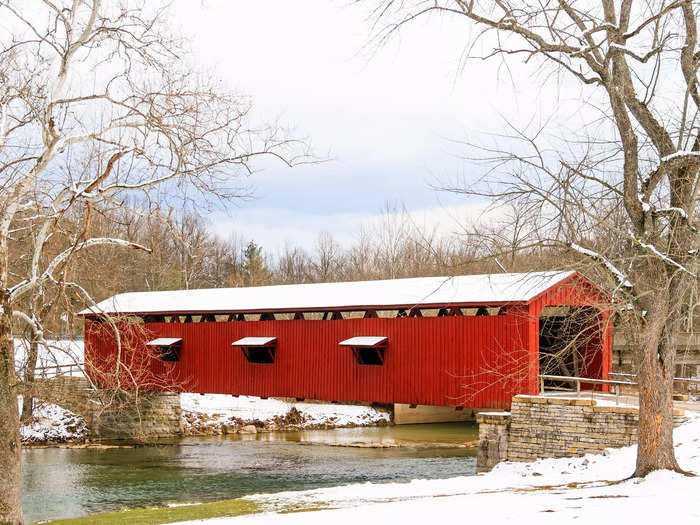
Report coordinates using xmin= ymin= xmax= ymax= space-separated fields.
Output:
xmin=651 ymin=207 xmax=689 ymax=220
xmin=569 ymin=243 xmax=633 ymax=288
xmin=9 ymin=238 xmax=151 ymax=302
xmin=12 ymin=310 xmax=44 ymax=340
xmin=660 ymin=151 xmax=700 ymax=162
xmin=628 ymin=234 xmax=696 ymax=277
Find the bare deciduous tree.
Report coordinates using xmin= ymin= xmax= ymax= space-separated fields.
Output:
xmin=0 ymin=1 xmax=306 ymax=523
xmin=365 ymin=0 xmax=700 ymax=476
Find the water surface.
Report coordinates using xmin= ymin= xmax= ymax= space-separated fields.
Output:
xmin=23 ymin=423 xmax=477 ymax=523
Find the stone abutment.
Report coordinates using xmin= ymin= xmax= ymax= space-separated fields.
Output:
xmin=476 ymin=395 xmax=687 ymax=472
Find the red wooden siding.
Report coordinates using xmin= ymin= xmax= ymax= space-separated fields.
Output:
xmin=84 ymin=273 xmax=613 ymax=409
xmin=86 ymin=314 xmax=534 ymax=409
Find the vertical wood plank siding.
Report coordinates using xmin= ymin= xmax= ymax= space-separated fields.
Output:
xmin=84 ymin=275 xmax=612 ymax=409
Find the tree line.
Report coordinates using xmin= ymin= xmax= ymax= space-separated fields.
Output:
xmin=42 ymin=205 xmax=565 ymax=332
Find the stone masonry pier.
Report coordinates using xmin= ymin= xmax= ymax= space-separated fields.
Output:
xmin=32 ymin=377 xmax=182 ymax=441
xmin=477 ymin=394 xmax=688 ymax=472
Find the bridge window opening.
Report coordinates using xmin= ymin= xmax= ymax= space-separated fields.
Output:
xmin=408 ymin=308 xmax=422 ymax=317
xmin=232 ymin=337 xmax=277 ymax=364
xmin=354 ymin=348 xmax=384 ymax=365
xmin=260 ymin=312 xmax=275 ymax=321
xmin=377 ymin=310 xmax=399 ymax=318
xmin=146 ymin=337 xmax=182 ymax=362
xmin=339 ymin=336 xmax=388 ymax=366
xmin=142 ymin=314 xmax=165 ymax=323
xmin=434 ymin=306 xmax=466 ymax=317
xmin=539 ymin=306 xmax=603 ymax=391
xmin=363 ymin=310 xmax=378 ymax=319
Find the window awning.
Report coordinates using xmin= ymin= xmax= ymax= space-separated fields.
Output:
xmin=146 ymin=337 xmax=182 ymax=347
xmin=232 ymin=337 xmax=277 ymax=347
xmin=338 ymin=336 xmax=387 ymax=347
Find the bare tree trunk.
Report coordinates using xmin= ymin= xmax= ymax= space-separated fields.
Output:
xmin=0 ymin=305 xmax=23 ymax=525
xmin=20 ymin=340 xmax=38 ymax=423
xmin=635 ymin=322 xmax=680 ymax=475
xmin=634 ymin=280 xmax=686 ymax=476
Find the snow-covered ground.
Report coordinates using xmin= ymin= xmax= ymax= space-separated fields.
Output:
xmin=181 ymin=393 xmax=390 ymax=432
xmin=18 ymin=396 xmax=88 ymax=443
xmin=14 ymin=339 xmax=88 ymax=443
xmin=174 ymin=413 xmax=700 ymax=524
xmin=14 ymin=338 xmax=85 ymax=377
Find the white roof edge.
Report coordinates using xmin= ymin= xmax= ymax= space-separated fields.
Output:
xmin=232 ymin=336 xmax=277 ymax=346
xmin=79 ymin=271 xmax=580 ymax=316
xmin=146 ymin=337 xmax=182 ymax=346
xmin=339 ymin=336 xmax=388 ymax=347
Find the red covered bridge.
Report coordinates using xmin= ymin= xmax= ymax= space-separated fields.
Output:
xmin=81 ymin=271 xmax=612 ymax=410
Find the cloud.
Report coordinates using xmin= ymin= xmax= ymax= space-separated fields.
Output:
xmin=209 ymin=200 xmax=499 ymax=253
xmin=169 ymin=1 xmax=592 ymax=253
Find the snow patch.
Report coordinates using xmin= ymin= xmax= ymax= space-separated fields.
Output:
xmin=181 ymin=394 xmax=390 ymax=431
xmin=173 ymin=414 xmax=700 ymax=523
xmin=14 ymin=338 xmax=85 ymax=377
xmin=19 ymin=398 xmax=88 ymax=443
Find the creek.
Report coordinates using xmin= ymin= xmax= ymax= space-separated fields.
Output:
xmin=23 ymin=422 xmax=478 ymax=523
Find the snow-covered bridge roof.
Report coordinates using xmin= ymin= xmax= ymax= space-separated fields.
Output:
xmin=80 ymin=271 xmax=578 ymax=315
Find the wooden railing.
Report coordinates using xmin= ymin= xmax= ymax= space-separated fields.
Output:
xmin=540 ymin=372 xmax=700 ymax=399
xmin=609 ymin=372 xmax=700 ymax=394
xmin=33 ymin=363 xmax=85 ymax=379
xmin=539 ymin=374 xmax=636 ymax=397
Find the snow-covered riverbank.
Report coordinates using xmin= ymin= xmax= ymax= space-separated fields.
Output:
xmin=173 ymin=413 xmax=700 ymax=524
xmin=19 ymin=400 xmax=88 ymax=444
xmin=181 ymin=394 xmax=391 ymax=434
xmin=19 ymin=392 xmax=391 ymax=444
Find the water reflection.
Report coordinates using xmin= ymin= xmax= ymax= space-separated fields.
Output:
xmin=23 ymin=423 xmax=477 ymax=523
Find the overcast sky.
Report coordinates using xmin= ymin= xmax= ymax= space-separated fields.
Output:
xmin=169 ymin=1 xmax=578 ymax=251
